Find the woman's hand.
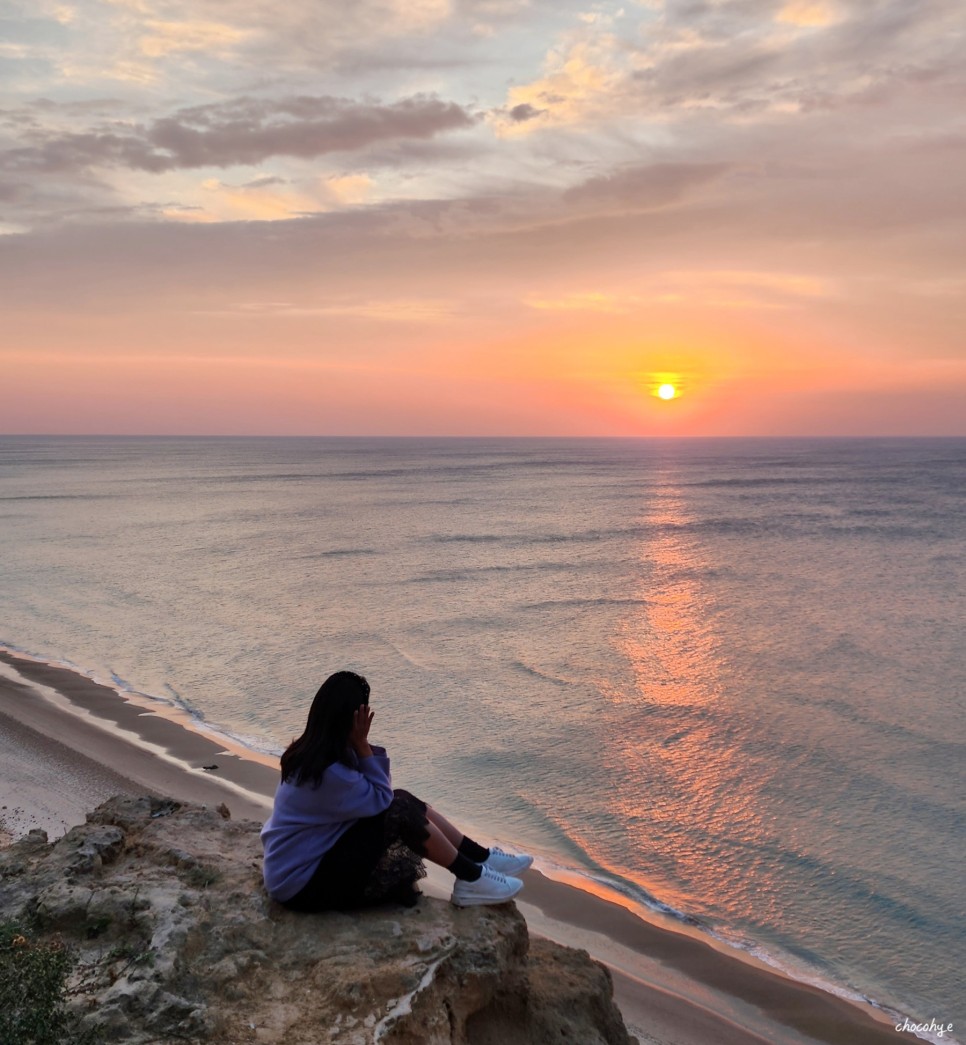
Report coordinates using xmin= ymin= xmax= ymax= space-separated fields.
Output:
xmin=348 ymin=704 xmax=374 ymax=758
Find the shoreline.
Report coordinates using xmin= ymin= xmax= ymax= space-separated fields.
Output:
xmin=0 ymin=650 xmax=927 ymax=1045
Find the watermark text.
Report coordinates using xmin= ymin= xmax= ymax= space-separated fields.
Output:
xmin=895 ymin=1017 xmax=954 ymax=1039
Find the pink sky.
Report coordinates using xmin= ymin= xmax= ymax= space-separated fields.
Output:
xmin=1 ymin=0 xmax=964 ymax=435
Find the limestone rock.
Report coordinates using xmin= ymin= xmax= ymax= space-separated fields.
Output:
xmin=0 ymin=795 xmax=637 ymax=1045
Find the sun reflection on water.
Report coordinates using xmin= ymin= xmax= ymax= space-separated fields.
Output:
xmin=596 ymin=478 xmax=783 ymax=929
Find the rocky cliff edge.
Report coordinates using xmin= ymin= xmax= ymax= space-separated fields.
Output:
xmin=0 ymin=795 xmax=637 ymax=1045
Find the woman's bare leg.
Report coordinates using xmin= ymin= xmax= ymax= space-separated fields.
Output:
xmin=423 ymin=820 xmax=459 ymax=867
xmin=425 ymin=805 xmax=465 ymax=848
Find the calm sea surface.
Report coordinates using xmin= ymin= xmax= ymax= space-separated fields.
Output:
xmin=1 ymin=436 xmax=964 ymax=1033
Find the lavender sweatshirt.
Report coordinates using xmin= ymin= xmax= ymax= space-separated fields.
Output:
xmin=260 ymin=745 xmax=394 ymax=902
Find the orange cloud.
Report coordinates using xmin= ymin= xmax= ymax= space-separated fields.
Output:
xmin=138 ymin=19 xmax=250 ymax=58
xmin=777 ymin=2 xmax=843 ymax=29
xmin=495 ymin=32 xmax=626 ymax=135
xmin=161 ymin=172 xmax=374 ymax=222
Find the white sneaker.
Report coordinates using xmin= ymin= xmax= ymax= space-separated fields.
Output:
xmin=484 ymin=846 xmax=534 ymax=876
xmin=451 ymin=865 xmax=523 ymax=907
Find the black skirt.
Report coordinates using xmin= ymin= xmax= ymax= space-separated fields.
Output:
xmin=283 ymin=789 xmax=429 ymax=912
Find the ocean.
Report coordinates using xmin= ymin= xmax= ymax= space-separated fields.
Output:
xmin=1 ymin=435 xmax=963 ymax=1037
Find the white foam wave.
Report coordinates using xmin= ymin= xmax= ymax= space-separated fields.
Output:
xmin=0 ymin=643 xmax=283 ymax=765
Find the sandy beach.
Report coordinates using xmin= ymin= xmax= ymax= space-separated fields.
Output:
xmin=0 ymin=650 xmax=922 ymax=1045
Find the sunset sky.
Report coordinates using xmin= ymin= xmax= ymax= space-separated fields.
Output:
xmin=2 ymin=0 xmax=964 ymax=435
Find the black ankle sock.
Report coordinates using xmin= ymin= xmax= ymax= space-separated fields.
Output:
xmin=448 ymin=852 xmax=482 ymax=882
xmin=458 ymin=836 xmax=490 ymax=863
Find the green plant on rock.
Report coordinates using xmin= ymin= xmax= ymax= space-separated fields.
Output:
xmin=0 ymin=921 xmax=95 ymax=1045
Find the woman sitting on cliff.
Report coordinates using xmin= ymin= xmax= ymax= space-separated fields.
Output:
xmin=261 ymin=671 xmax=532 ymax=911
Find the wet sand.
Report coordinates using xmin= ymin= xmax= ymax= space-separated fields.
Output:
xmin=0 ymin=650 xmax=920 ymax=1045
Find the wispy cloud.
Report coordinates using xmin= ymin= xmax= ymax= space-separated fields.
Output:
xmin=499 ymin=0 xmax=966 ymax=128
xmin=203 ymin=298 xmax=459 ymax=321
xmin=1 ymin=95 xmax=475 ymax=175
xmin=136 ymin=18 xmax=252 ymax=59
xmin=523 ymin=291 xmax=632 ymax=313
xmin=523 ymin=271 xmax=834 ymax=315
xmin=564 ymin=162 xmax=732 ymax=211
xmin=777 ymin=1 xmax=844 ymax=29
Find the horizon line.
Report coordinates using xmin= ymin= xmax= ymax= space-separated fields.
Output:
xmin=3 ymin=432 xmax=966 ymax=441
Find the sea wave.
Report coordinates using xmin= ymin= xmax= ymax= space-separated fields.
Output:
xmin=1 ymin=642 xmax=960 ymax=1045
xmin=0 ymin=643 xmax=284 ymax=764
xmin=529 ymin=857 xmax=963 ymax=1045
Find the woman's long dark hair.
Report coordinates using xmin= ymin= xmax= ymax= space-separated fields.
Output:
xmin=280 ymin=671 xmax=371 ymax=785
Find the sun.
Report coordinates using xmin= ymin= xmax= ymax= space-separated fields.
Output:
xmin=657 ymin=383 xmax=677 ymax=400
